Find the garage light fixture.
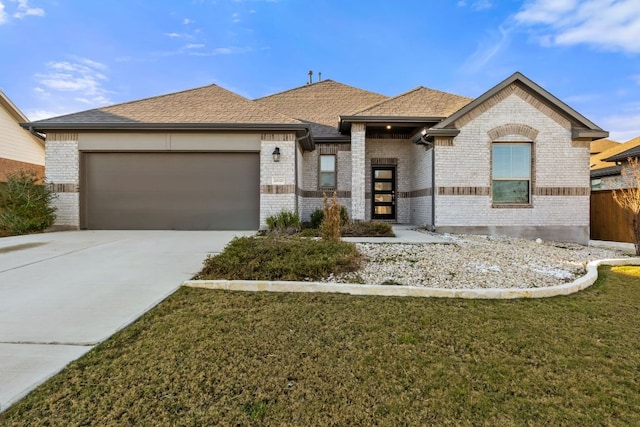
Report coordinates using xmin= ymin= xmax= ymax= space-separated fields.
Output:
xmin=272 ymin=147 xmax=281 ymax=162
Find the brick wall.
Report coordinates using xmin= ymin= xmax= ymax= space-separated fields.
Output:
xmin=260 ymin=134 xmax=296 ymax=228
xmin=0 ymin=157 xmax=44 ymax=182
xmin=45 ymin=134 xmax=80 ymax=228
xmin=351 ymin=124 xmax=366 ymax=220
xmin=410 ymin=143 xmax=433 ymax=227
xmin=434 ymin=88 xmax=590 ymax=243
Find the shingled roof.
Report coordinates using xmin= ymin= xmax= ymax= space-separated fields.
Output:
xmin=29 ymin=84 xmax=303 ymax=128
xmin=254 ymin=80 xmax=388 ymax=138
xmin=351 ymin=86 xmax=472 ymax=118
xmin=590 ymin=136 xmax=640 ymax=177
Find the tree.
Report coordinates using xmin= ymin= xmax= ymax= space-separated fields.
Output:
xmin=0 ymin=171 xmax=56 ymax=236
xmin=612 ymin=157 xmax=640 ymax=255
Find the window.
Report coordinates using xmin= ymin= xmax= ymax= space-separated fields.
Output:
xmin=319 ymin=155 xmax=336 ymax=188
xmin=492 ymin=143 xmax=531 ymax=204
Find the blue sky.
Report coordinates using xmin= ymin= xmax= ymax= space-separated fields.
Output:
xmin=1 ymin=0 xmax=639 ymax=141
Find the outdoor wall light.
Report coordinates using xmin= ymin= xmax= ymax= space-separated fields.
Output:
xmin=272 ymin=147 xmax=281 ymax=162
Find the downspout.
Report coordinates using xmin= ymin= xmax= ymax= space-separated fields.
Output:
xmin=419 ymin=134 xmax=436 ymax=231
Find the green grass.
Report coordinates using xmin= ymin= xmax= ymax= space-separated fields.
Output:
xmin=194 ymin=235 xmax=361 ymax=281
xmin=2 ymin=266 xmax=640 ymax=426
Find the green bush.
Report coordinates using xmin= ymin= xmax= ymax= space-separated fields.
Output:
xmin=0 ymin=171 xmax=56 ymax=236
xmin=310 ymin=205 xmax=349 ymax=229
xmin=265 ymin=210 xmax=301 ymax=234
xmin=194 ymin=235 xmax=361 ymax=281
xmin=342 ymin=220 xmax=394 ymax=237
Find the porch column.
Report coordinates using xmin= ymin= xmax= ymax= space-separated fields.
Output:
xmin=351 ymin=122 xmax=366 ymax=220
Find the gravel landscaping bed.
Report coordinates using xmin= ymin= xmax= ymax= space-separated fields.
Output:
xmin=331 ymin=232 xmax=630 ymax=289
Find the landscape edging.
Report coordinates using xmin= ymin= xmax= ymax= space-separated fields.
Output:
xmin=183 ymin=258 xmax=640 ymax=299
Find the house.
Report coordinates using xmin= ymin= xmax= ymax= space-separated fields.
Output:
xmin=25 ymin=72 xmax=607 ymax=244
xmin=0 ymin=90 xmax=45 ymax=182
xmin=591 ymin=137 xmax=640 ymax=190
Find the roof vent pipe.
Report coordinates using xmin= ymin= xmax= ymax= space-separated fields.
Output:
xmin=308 ymin=70 xmax=313 ymax=85
xmin=318 ymin=72 xmax=322 ymax=82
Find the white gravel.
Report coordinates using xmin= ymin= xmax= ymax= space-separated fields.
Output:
xmin=330 ymin=233 xmax=630 ymax=289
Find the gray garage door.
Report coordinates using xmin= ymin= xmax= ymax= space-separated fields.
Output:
xmin=82 ymin=152 xmax=259 ymax=230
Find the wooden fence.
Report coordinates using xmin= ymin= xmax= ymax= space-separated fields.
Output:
xmin=590 ymin=190 xmax=634 ymax=243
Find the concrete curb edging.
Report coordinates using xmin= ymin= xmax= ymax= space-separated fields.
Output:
xmin=183 ymin=258 xmax=640 ymax=299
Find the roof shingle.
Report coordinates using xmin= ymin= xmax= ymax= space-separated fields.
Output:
xmin=254 ymin=80 xmax=388 ymax=137
xmin=351 ymin=86 xmax=472 ymax=118
xmin=32 ymin=84 xmax=302 ymax=126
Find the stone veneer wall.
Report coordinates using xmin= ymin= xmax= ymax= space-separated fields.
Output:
xmin=434 ymin=85 xmax=591 ymax=243
xmin=45 ymin=133 xmax=80 ymax=229
xmin=259 ymin=133 xmax=297 ymax=229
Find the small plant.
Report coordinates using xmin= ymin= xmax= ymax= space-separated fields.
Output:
xmin=0 ymin=171 xmax=56 ymax=236
xmin=341 ymin=220 xmax=394 ymax=237
xmin=319 ymin=192 xmax=342 ymax=241
xmin=310 ymin=205 xmax=349 ymax=229
xmin=265 ymin=210 xmax=300 ymax=234
xmin=612 ymin=157 xmax=640 ymax=255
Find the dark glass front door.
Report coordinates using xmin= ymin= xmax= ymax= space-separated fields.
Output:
xmin=372 ymin=166 xmax=396 ymax=220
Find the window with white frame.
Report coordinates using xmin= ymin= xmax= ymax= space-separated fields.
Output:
xmin=492 ymin=142 xmax=531 ymax=204
xmin=319 ymin=154 xmax=336 ymax=189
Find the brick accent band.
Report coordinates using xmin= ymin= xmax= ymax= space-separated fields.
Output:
xmin=260 ymin=184 xmax=295 ymax=194
xmin=371 ymin=157 xmax=398 ymax=165
xmin=408 ymin=188 xmax=433 ymax=197
xmin=351 ymin=123 xmax=366 ymax=132
xmin=298 ymin=189 xmax=351 ymax=198
xmin=260 ymin=133 xmax=295 ymax=141
xmin=47 ymin=133 xmax=79 ymax=142
xmin=434 ymin=137 xmax=454 ymax=146
xmin=318 ymin=143 xmax=351 ymax=154
xmin=48 ymin=183 xmax=79 ymax=193
xmin=438 ymin=186 xmax=490 ymax=196
xmin=534 ymin=187 xmax=590 ymax=196
xmin=488 ymin=123 xmax=538 ymax=141
xmin=571 ymin=140 xmax=591 ymax=148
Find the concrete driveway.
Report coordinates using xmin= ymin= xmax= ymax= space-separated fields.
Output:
xmin=0 ymin=230 xmax=252 ymax=412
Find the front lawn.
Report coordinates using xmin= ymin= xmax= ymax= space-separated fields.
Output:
xmin=2 ymin=266 xmax=639 ymax=425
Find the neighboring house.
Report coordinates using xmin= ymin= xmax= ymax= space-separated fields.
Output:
xmin=590 ymin=137 xmax=640 ymax=190
xmin=0 ymin=90 xmax=45 ymax=182
xmin=26 ymin=72 xmax=607 ymax=243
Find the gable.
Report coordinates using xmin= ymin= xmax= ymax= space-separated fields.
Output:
xmin=0 ymin=91 xmax=44 ymax=165
xmin=429 ymin=72 xmax=607 ymax=141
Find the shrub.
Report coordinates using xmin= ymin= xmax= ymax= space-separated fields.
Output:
xmin=265 ymin=210 xmax=300 ymax=234
xmin=0 ymin=171 xmax=56 ymax=236
xmin=310 ymin=205 xmax=349 ymax=229
xmin=194 ymin=235 xmax=361 ymax=281
xmin=342 ymin=220 xmax=394 ymax=237
xmin=319 ymin=192 xmax=342 ymax=241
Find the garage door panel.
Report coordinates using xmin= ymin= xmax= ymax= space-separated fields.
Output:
xmin=83 ymin=152 xmax=259 ymax=230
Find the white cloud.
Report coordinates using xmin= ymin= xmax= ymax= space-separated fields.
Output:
xmin=24 ymin=109 xmax=72 ymax=121
xmin=232 ymin=12 xmax=240 ymax=23
xmin=462 ymin=25 xmax=511 ymax=72
xmin=34 ymin=58 xmax=113 ymax=107
xmin=183 ymin=18 xmax=193 ymax=25
xmin=184 ymin=43 xmax=205 ymax=49
xmin=457 ymin=0 xmax=493 ymax=11
xmin=11 ymin=0 xmax=44 ymax=19
xmin=515 ymin=0 xmax=640 ymax=54
xmin=164 ymin=32 xmax=182 ymax=38
xmin=0 ymin=2 xmax=8 ymax=24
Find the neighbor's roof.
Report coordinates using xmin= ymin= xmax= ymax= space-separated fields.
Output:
xmin=350 ymin=86 xmax=472 ymax=118
xmin=254 ymin=80 xmax=388 ymax=138
xmin=604 ymin=137 xmax=640 ymax=163
xmin=29 ymin=84 xmax=304 ymax=129
xmin=430 ymin=72 xmax=608 ymax=141
xmin=591 ymin=136 xmax=640 ymax=174
xmin=590 ymin=138 xmax=619 ymax=155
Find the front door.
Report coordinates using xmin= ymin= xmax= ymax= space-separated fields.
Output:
xmin=372 ymin=166 xmax=396 ymax=220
